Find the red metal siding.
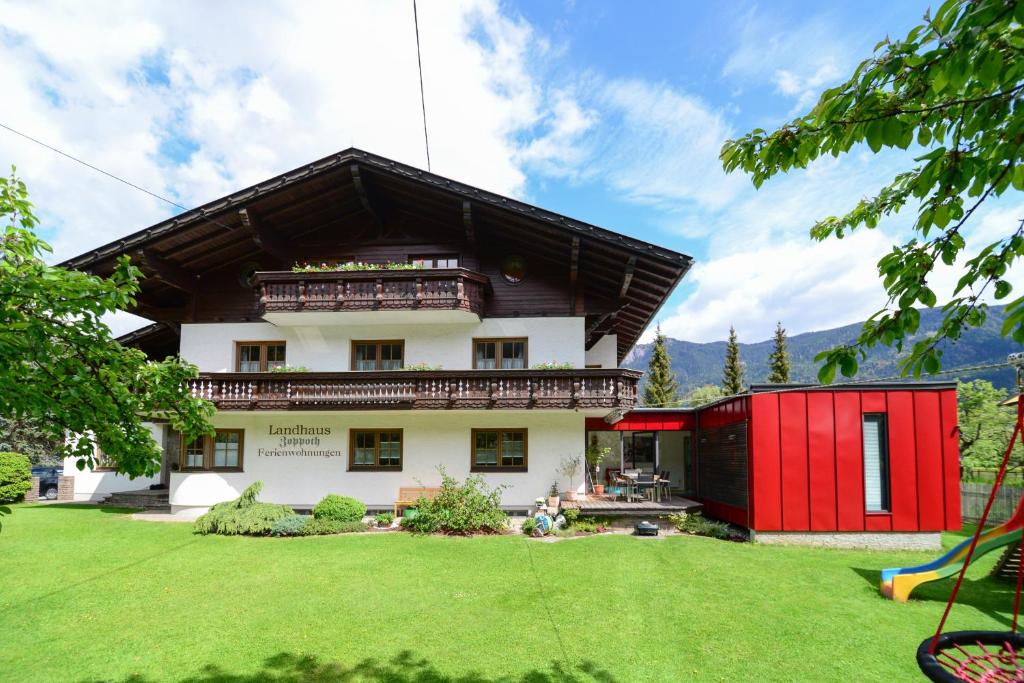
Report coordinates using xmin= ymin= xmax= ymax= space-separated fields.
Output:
xmin=914 ymin=392 xmax=945 ymax=531
xmin=887 ymin=392 xmax=919 ymax=530
xmin=746 ymin=387 xmax=958 ymax=533
xmin=779 ymin=392 xmax=810 ymax=530
xmin=807 ymin=393 xmax=838 ymax=531
xmin=834 ymin=393 xmax=865 ymax=530
xmin=584 ymin=413 xmax=695 ymax=432
xmin=750 ymin=393 xmax=782 ymax=530
xmin=940 ymin=390 xmax=962 ymax=530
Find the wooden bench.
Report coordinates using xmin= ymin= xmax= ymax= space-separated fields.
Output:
xmin=394 ymin=487 xmax=442 ymax=516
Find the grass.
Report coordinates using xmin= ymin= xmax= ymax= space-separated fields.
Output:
xmin=0 ymin=504 xmax=1017 ymax=682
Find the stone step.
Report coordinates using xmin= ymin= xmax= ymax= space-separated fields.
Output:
xmin=100 ymin=491 xmax=169 ymax=510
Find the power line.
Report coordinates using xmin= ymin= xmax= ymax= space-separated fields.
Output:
xmin=412 ymin=0 xmax=432 ymax=172
xmin=0 ymin=121 xmax=236 ymax=235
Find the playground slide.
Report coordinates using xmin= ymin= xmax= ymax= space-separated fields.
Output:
xmin=880 ymin=524 xmax=1023 ymax=601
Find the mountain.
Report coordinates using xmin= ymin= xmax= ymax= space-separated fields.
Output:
xmin=624 ymin=305 xmax=1022 ymax=392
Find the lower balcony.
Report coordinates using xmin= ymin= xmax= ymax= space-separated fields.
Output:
xmin=187 ymin=369 xmax=641 ymax=411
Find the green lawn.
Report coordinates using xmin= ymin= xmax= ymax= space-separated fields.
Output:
xmin=0 ymin=504 xmax=1016 ymax=682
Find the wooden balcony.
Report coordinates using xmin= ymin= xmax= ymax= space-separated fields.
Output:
xmin=253 ymin=268 xmax=490 ymax=318
xmin=188 ymin=369 xmax=641 ymax=411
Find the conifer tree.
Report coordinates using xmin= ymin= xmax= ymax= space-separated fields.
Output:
xmin=722 ymin=325 xmax=745 ymax=395
xmin=642 ymin=324 xmax=680 ymax=407
xmin=767 ymin=321 xmax=791 ymax=384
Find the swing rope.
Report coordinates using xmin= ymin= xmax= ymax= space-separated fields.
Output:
xmin=930 ymin=397 xmax=1024 ymax=653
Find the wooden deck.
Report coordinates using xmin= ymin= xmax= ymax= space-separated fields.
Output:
xmin=569 ymin=495 xmax=703 ymax=515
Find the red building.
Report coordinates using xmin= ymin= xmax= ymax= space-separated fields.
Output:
xmin=586 ymin=382 xmax=960 ymax=545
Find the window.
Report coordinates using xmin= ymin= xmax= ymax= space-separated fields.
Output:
xmin=410 ymin=254 xmax=459 ymax=269
xmin=471 ymin=429 xmax=527 ymax=472
xmin=93 ymin=449 xmax=117 ymax=472
xmin=179 ymin=429 xmax=244 ymax=472
xmin=349 ymin=430 xmax=403 ymax=470
xmin=352 ymin=340 xmax=404 ymax=370
xmin=473 ymin=338 xmax=527 ymax=369
xmin=235 ymin=341 xmax=286 ymax=372
xmin=863 ymin=414 xmax=890 ymax=513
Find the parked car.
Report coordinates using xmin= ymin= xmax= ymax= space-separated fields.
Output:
xmin=30 ymin=466 xmax=62 ymax=500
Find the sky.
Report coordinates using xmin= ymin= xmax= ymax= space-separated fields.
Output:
xmin=2 ymin=0 xmax=1022 ymax=345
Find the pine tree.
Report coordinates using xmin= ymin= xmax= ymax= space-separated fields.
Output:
xmin=642 ymin=324 xmax=680 ymax=407
xmin=722 ymin=325 xmax=745 ymax=395
xmin=767 ymin=321 xmax=791 ymax=384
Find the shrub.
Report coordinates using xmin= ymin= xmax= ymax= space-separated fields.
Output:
xmin=0 ymin=452 xmax=31 ymax=503
xmin=313 ymin=494 xmax=366 ymax=523
xmin=667 ymin=512 xmax=732 ymax=540
xmin=194 ymin=482 xmax=294 ymax=536
xmin=270 ymin=514 xmax=308 ymax=537
xmin=563 ymin=507 xmax=580 ymax=525
xmin=401 ymin=469 xmax=509 ymax=535
xmin=521 ymin=516 xmax=538 ymax=535
xmin=374 ymin=512 xmax=395 ymax=528
xmin=303 ymin=518 xmax=368 ymax=535
xmin=572 ymin=517 xmax=601 ymax=533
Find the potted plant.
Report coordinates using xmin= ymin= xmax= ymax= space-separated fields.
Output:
xmin=559 ymin=455 xmax=582 ymax=502
xmin=547 ymin=482 xmax=560 ymax=509
xmin=585 ymin=443 xmax=611 ymax=496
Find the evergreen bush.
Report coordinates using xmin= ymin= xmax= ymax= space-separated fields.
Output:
xmin=270 ymin=515 xmax=308 ymax=537
xmin=312 ymin=494 xmax=366 ymax=523
xmin=194 ymin=482 xmax=294 ymax=536
xmin=0 ymin=452 xmax=32 ymax=502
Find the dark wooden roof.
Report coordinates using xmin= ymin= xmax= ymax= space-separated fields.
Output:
xmin=66 ymin=148 xmax=692 ymax=361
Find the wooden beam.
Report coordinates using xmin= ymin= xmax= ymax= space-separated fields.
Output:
xmin=238 ymin=208 xmax=291 ymax=262
xmin=132 ymin=249 xmax=198 ymax=294
xmin=569 ymin=237 xmax=580 ymax=316
xmin=619 ymin=256 xmax=637 ymax=298
xmin=463 ymin=201 xmax=475 ymax=243
xmin=350 ymin=164 xmax=383 ymax=233
xmin=128 ymin=300 xmax=189 ymax=323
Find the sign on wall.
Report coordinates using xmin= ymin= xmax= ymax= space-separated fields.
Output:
xmin=257 ymin=424 xmax=342 ymax=458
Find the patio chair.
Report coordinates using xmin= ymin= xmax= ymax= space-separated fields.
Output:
xmin=658 ymin=471 xmax=672 ymax=500
xmin=637 ymin=472 xmax=656 ymax=502
xmin=607 ymin=471 xmax=628 ymax=501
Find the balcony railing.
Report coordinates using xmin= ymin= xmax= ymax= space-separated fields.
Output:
xmin=253 ymin=268 xmax=490 ymax=316
xmin=188 ymin=369 xmax=641 ymax=411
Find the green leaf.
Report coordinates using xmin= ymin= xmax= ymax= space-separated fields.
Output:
xmin=866 ymin=120 xmax=884 ymax=153
xmin=817 ymin=361 xmax=837 ymax=385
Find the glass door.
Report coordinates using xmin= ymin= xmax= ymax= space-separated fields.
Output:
xmin=624 ymin=432 xmax=656 ymax=473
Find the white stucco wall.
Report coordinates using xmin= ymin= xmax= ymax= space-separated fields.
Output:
xmin=179 ymin=317 xmax=585 ymax=372
xmin=169 ymin=410 xmax=587 ymax=511
xmin=64 ymin=423 xmax=163 ymax=501
xmin=584 ymin=334 xmax=618 ymax=368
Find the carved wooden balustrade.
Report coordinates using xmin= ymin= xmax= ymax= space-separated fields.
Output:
xmin=187 ymin=369 xmax=641 ymax=411
xmin=253 ymin=268 xmax=490 ymax=315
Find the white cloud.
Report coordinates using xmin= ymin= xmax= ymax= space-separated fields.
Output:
xmin=655 ymin=230 xmax=894 ymax=344
xmin=723 ymin=7 xmax=853 ymax=116
xmin=0 ymin=0 xmax=560 ymax=266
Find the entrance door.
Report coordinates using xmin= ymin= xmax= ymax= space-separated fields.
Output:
xmin=624 ymin=432 xmax=657 ymax=473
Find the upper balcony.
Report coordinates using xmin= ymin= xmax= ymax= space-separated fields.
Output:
xmin=187 ymin=368 xmax=641 ymax=412
xmin=253 ymin=268 xmax=491 ymax=326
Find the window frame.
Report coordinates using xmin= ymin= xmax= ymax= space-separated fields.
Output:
xmin=178 ymin=429 xmax=245 ymax=472
xmin=348 ymin=429 xmax=404 ymax=471
xmin=408 ymin=254 xmax=460 ymax=269
xmin=472 ymin=338 xmax=528 ymax=370
xmin=862 ymin=413 xmax=891 ymax=513
xmin=234 ymin=341 xmax=287 ymax=372
xmin=93 ymin=448 xmax=117 ymax=472
xmin=350 ymin=340 xmax=405 ymax=371
xmin=470 ymin=428 xmax=528 ymax=473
